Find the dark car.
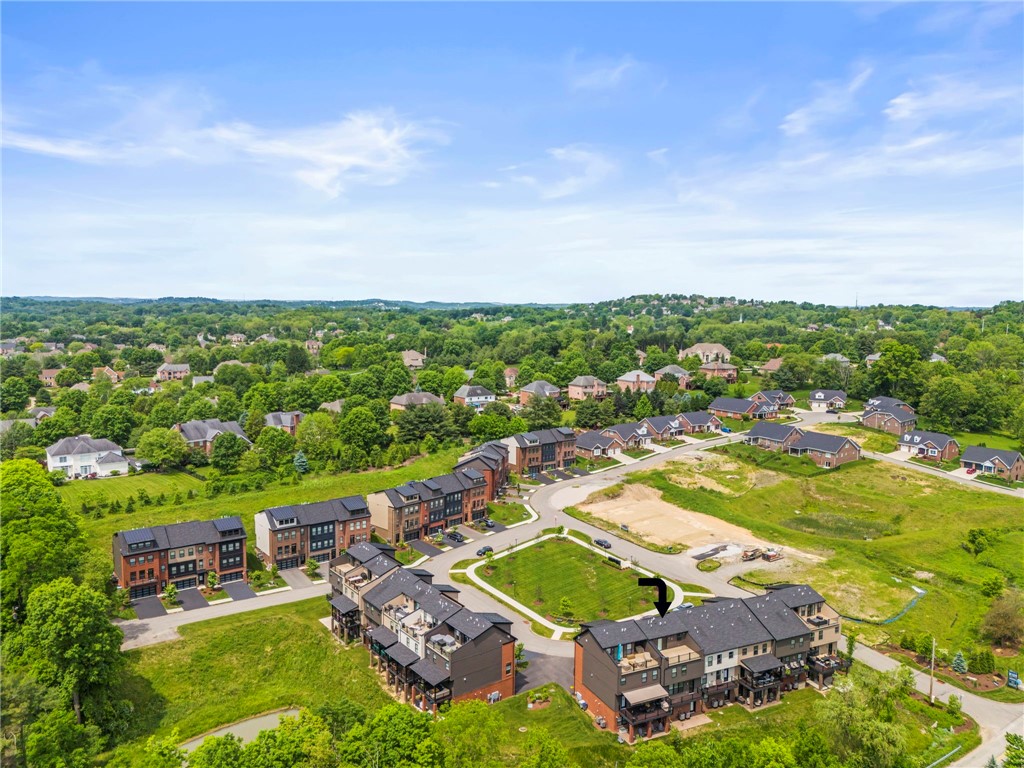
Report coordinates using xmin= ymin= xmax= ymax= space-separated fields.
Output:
xmin=825 ymin=408 xmax=839 ymax=414
xmin=447 ymin=531 xmax=466 ymax=542
xmin=594 ymin=539 xmax=612 ymax=549
xmin=476 ymin=545 xmax=493 ymax=557
xmin=483 ymin=519 xmax=496 ymax=529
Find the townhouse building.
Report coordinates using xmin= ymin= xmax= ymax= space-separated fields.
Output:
xmin=174 ymin=418 xmax=251 ymax=454
xmin=744 ymin=422 xmax=804 ymax=451
xmin=264 ymin=410 xmax=305 ymax=436
xmin=46 ymin=435 xmax=129 ymax=478
xmin=574 ymin=586 xmax=846 ymax=743
xmin=113 ymin=517 xmax=247 ymax=599
xmin=356 ymin=567 xmax=517 ymax=711
xmin=500 ymin=427 xmax=576 ymax=476
xmin=567 ymin=376 xmax=607 ymax=401
xmin=255 ymin=495 xmax=372 ymax=570
xmin=897 ymin=430 xmax=960 ymax=462
xmin=328 ymin=542 xmax=403 ymax=642
xmin=788 ymin=433 xmax=861 ymax=468
xmin=454 ymin=442 xmax=511 ymax=499
xmin=518 ymin=380 xmax=561 ymax=405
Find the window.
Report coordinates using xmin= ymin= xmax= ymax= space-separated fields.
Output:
xmin=671 ymin=667 xmax=678 ymax=678
xmin=147 ymin=555 xmax=154 ymax=563
xmin=753 ymin=645 xmax=758 ymax=656
xmin=652 ymin=670 xmax=658 ymax=680
xmin=716 ymin=654 xmax=722 ymax=665
xmin=505 ymin=663 xmax=512 ymax=675
xmin=741 ymin=647 xmax=747 ymax=655
xmin=762 ymin=643 xmax=768 ymax=654
xmin=818 ymin=630 xmax=824 ymax=640
xmin=277 ymin=533 xmax=283 ymax=541
xmin=706 ymin=656 xmax=713 ymax=666
xmin=178 ymin=549 xmax=184 ymax=558
xmin=169 ymin=551 xmax=176 ymax=559
xmin=620 ymin=677 xmax=626 ymax=686
xmin=728 ymin=651 xmax=734 ymax=659
xmin=198 ymin=546 xmax=204 ymax=554
xmin=129 ymin=557 xmax=136 ymax=566
xmin=641 ymin=672 xmax=647 ymax=683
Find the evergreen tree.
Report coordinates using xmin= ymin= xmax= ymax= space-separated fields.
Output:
xmin=951 ymin=650 xmax=968 ymax=674
xmin=633 ymin=394 xmax=654 ymax=420
xmin=293 ymin=451 xmax=310 ymax=473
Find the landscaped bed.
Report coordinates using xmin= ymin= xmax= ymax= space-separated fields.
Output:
xmin=476 ymin=536 xmax=662 ymax=626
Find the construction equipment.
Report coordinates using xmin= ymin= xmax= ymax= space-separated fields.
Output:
xmin=762 ymin=548 xmax=784 ymax=562
xmin=741 ymin=547 xmax=763 ymax=561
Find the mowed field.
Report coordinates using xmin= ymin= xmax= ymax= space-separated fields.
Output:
xmin=623 ymin=450 xmax=1023 ymax=682
xmin=478 ymin=538 xmax=662 ymax=625
xmin=67 ymin=448 xmax=464 ymax=565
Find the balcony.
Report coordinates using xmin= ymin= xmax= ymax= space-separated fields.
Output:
xmin=702 ymin=680 xmax=737 ymax=697
xmin=426 ymin=634 xmax=463 ymax=659
xmin=617 ymin=651 xmax=659 ymax=673
xmin=668 ymin=689 xmax=701 ymax=707
xmin=620 ymin=702 xmax=671 ymax=726
xmin=808 ymin=655 xmax=851 ymax=676
xmin=741 ymin=673 xmax=782 ymax=691
xmin=657 ymin=647 xmax=701 ymax=666
xmin=801 ymin=612 xmax=840 ymax=631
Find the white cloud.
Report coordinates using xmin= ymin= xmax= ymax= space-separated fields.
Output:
xmin=885 ymin=76 xmax=1021 ymax=123
xmin=2 ymin=78 xmax=447 ymax=198
xmin=509 ymin=145 xmax=615 ymax=199
xmin=567 ymin=53 xmax=638 ymax=91
xmin=780 ymin=64 xmax=873 ymax=136
xmin=646 ymin=148 xmax=669 ymax=165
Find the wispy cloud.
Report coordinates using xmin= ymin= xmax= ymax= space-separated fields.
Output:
xmin=509 ymin=144 xmax=615 ymax=199
xmin=780 ymin=64 xmax=873 ymax=137
xmin=2 ymin=76 xmax=447 ymax=198
xmin=885 ymin=76 xmax=1021 ymax=123
xmin=567 ymin=52 xmax=638 ymax=91
xmin=646 ymin=148 xmax=669 ymax=165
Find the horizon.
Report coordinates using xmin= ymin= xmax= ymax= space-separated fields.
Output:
xmin=3 ymin=3 xmax=1023 ymax=305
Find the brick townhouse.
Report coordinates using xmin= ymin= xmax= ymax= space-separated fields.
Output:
xmin=500 ymin=427 xmax=576 ymax=476
xmin=574 ymin=586 xmax=847 ymax=743
xmin=254 ymin=495 xmax=372 ymax=570
xmin=112 ymin=517 xmax=247 ymax=600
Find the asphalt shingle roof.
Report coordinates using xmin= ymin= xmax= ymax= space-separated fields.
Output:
xmin=790 ymin=432 xmax=858 ymax=453
xmin=746 ymin=422 xmax=802 ymax=442
xmin=961 ymin=446 xmax=1023 ymax=467
xmin=900 ymin=430 xmax=957 ymax=450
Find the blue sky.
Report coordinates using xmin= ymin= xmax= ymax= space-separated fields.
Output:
xmin=3 ymin=2 xmax=1022 ymax=305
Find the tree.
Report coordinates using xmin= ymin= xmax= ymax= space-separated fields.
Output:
xmin=951 ymin=650 xmax=967 ymax=674
xmin=469 ymin=413 xmax=513 ymax=441
xmin=164 ymin=584 xmax=179 ymax=604
xmin=207 ymin=571 xmax=219 ymax=590
xmin=296 ymin=411 xmax=338 ymax=464
xmin=870 ymin=341 xmax=924 ymax=401
xmin=1 ymin=460 xmax=87 ymax=620
xmin=339 ymin=406 xmax=386 ymax=453
xmin=521 ymin=394 xmax=562 ymax=431
xmin=136 ymin=428 xmax=189 ymax=470
xmin=339 ymin=703 xmax=437 ymax=768
xmin=55 ymin=368 xmax=84 ymax=388
xmin=559 ymin=596 xmax=573 ymax=620
xmin=1 ymin=375 xmax=31 ymax=412
xmin=981 ymin=591 xmax=1024 ymax=646
xmin=515 ymin=641 xmax=529 ymax=671
xmin=305 ymin=558 xmax=321 ymax=579
xmin=25 ymin=708 xmax=102 ymax=768
xmin=24 ymin=578 xmax=124 ymax=723
xmin=284 ymin=344 xmax=312 ymax=375
xmin=574 ymin=397 xmax=602 ymax=429
xmin=210 ymin=432 xmax=248 ymax=473
xmin=625 ymin=740 xmax=681 ymax=768
xmin=946 ymin=693 xmax=962 ymax=718
xmin=313 ymin=698 xmax=367 ymax=742
xmin=1005 ymin=733 xmax=1024 ymax=768
xmin=1 ymin=420 xmax=36 ymax=460
xmin=89 ymin=404 xmax=135 ymax=446
xmin=518 ymin=729 xmax=571 ymax=768
xmin=293 ymin=450 xmax=310 ymax=473
xmin=981 ymin=574 xmax=1004 ymax=598
xmin=188 ymin=733 xmax=245 ymax=768
xmin=254 ymin=425 xmax=296 ymax=468
xmin=396 ymin=402 xmax=457 ymax=444
xmin=633 ymin=394 xmax=654 ymax=420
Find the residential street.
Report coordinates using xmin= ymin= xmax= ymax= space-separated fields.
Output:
xmin=116 ymin=407 xmax=1022 ymax=764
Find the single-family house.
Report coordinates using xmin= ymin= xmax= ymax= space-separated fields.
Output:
xmin=46 ymin=435 xmax=129 ymax=478
xmin=264 ymin=411 xmax=305 ymax=436
xmin=929 ymin=353 xmax=947 ymax=363
xmin=898 ymin=431 xmax=960 ymax=462
xmin=503 ymin=367 xmax=519 ymax=389
xmin=601 ymin=423 xmax=654 ymax=450
xmin=864 ymin=353 xmax=881 ymax=367
xmin=750 ymin=390 xmax=796 ymax=409
xmin=640 ymin=415 xmax=688 ymax=441
xmin=861 ymin=406 xmax=917 ymax=435
xmin=192 ymin=376 xmax=215 ymax=387
xmin=808 ymin=390 xmax=847 ymax=412
xmin=758 ymin=358 xmax=784 ymax=374
xmin=305 ymin=340 xmax=323 ymax=356
xmin=708 ymin=397 xmax=777 ymax=420
xmin=616 ymin=370 xmax=656 ymax=394
xmin=960 ymin=447 xmax=1024 ymax=483
xmin=155 ymin=363 xmax=191 ymax=382
xmin=864 ymin=396 xmax=914 ymax=414
xmin=567 ymin=375 xmax=607 ymax=401
xmin=390 ymin=392 xmax=445 ymax=411
xmin=679 ymin=343 xmax=731 ymax=363
xmin=402 ymin=350 xmax=427 ymax=369
xmin=698 ymin=361 xmax=738 ymax=383
xmin=678 ymin=412 xmax=722 ymax=434
xmin=575 ymin=431 xmax=623 ymax=460
xmin=788 ymin=433 xmax=861 ymax=469
xmin=820 ymin=353 xmax=850 ymax=366
xmin=320 ymin=399 xmax=345 ymax=414
xmin=745 ymin=422 xmax=804 ymax=452
xmin=452 ymin=385 xmax=495 ymax=410
xmin=175 ymin=419 xmax=251 ymax=454
xmin=226 ymin=333 xmax=247 ymax=345
xmin=39 ymin=368 xmax=61 ymax=387
xmin=518 ymin=380 xmax=562 ymax=406
xmin=92 ymin=366 xmax=122 ymax=383
xmin=654 ymin=365 xmax=690 ymax=385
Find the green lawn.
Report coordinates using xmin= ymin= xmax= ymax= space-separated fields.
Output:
xmin=103 ymin=598 xmax=391 ymax=765
xmin=622 ymin=448 xmax=654 ymax=459
xmin=575 ymin=455 xmax=621 ymax=471
xmin=625 ymin=455 xmax=1024 ymax=691
xmin=909 ymin=457 xmax=961 ymax=472
xmin=944 ymin=429 xmax=1021 ymax=452
xmin=711 ymin=443 xmax=828 ymax=477
xmin=487 ymin=501 xmax=532 ymax=525
xmin=478 ymin=537 xmax=660 ymax=626
xmin=717 ymin=416 xmax=755 ymax=433
xmin=810 ymin=422 xmax=899 ymax=453
xmin=60 ymin=470 xmax=206 ymax=510
xmin=76 ymin=448 xmax=463 ymax=566
xmin=976 ymin=474 xmax=1024 ymax=489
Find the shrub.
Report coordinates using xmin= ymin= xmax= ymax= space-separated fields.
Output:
xmin=951 ymin=651 xmax=967 ymax=674
xmin=969 ymin=648 xmax=996 ymax=674
xmin=947 ymin=694 xmax=962 ymax=719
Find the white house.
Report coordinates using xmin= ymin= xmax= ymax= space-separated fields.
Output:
xmin=452 ymin=384 xmax=495 ymax=410
xmin=46 ymin=435 xmax=129 ymax=478
xmin=808 ymin=389 xmax=847 ymax=412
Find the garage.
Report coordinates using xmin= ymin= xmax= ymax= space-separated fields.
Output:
xmin=130 ymin=583 xmax=158 ymax=600
xmin=220 ymin=571 xmax=244 ymax=583
xmin=277 ymin=557 xmax=300 ymax=570
xmin=173 ymin=577 xmax=198 ymax=590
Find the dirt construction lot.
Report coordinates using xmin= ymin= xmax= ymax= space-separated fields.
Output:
xmin=577 ymin=482 xmax=776 ymax=550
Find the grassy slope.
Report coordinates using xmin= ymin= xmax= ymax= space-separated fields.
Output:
xmin=627 ymin=457 xmax=1024 ymax=684
xmin=479 ymin=538 xmax=659 ymax=624
xmin=60 ymin=471 xmax=206 ymax=509
xmin=810 ymin=422 xmax=900 ymax=453
xmin=105 ymin=598 xmax=391 ymax=765
xmin=76 ymin=448 xmax=463 ymax=563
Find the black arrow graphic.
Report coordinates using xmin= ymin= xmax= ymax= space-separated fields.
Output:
xmin=638 ymin=577 xmax=671 ymax=618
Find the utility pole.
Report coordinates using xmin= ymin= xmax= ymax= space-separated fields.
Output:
xmin=929 ymin=636 xmax=936 ymax=704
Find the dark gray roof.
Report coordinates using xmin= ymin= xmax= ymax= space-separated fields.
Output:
xmin=769 ymin=585 xmax=826 ymax=609
xmin=617 ymin=369 xmax=655 ymax=383
xmin=709 ymin=397 xmax=755 ymax=414
xmin=742 ymin=653 xmax=783 ymax=673
xmin=575 ymin=431 xmax=617 ymax=451
xmin=747 ymin=422 xmax=802 ymax=442
xmin=479 ymin=612 xmax=513 ymax=626
xmin=679 ymin=411 xmax=719 ymax=427
xmin=410 ymin=657 xmax=451 ymax=686
xmin=261 ymin=495 xmax=370 ymax=529
xmin=453 ymin=384 xmax=494 ymax=399
xmin=329 ymin=594 xmax=358 ymax=614
xmin=961 ymin=446 xmax=1024 ymax=467
xmin=900 ymin=430 xmax=957 ymax=450
xmin=683 ymin=599 xmax=773 ymax=654
xmin=864 ymin=396 xmax=910 ymax=412
xmin=742 ymin=593 xmax=812 ymax=641
xmin=635 ymin=611 xmax=690 ymax=640
xmin=362 ymin=569 xmax=461 ymax=623
xmin=384 ymin=642 xmax=421 ymax=667
xmin=212 ymin=517 xmax=244 ymax=533
xmin=96 ymin=451 xmax=128 ymax=465
xmin=264 ymin=411 xmax=304 ymax=427
xmin=176 ymin=419 xmax=251 ymax=445
xmin=114 ymin=516 xmax=245 ymax=555
xmin=511 ymin=427 xmax=575 ymax=448
xmin=603 ymin=422 xmax=649 ymax=440
xmin=864 ymin=406 xmax=916 ymax=424
xmin=445 ymin=608 xmax=500 ymax=640
xmin=809 ymin=389 xmax=847 ymax=402
xmin=390 ymin=392 xmax=444 ymax=407
xmin=583 ymin=619 xmax=647 ymax=649
xmin=655 ymin=365 xmax=689 ymax=377
xmin=344 ymin=543 xmax=401 ymax=577
xmin=642 ymin=415 xmax=684 ymax=432
xmin=753 ymin=390 xmax=793 ymax=403
xmin=368 ymin=625 xmax=398 ymax=648
xmin=791 ymin=432 xmax=859 ymax=453
xmin=520 ymin=380 xmax=561 ymax=397
xmin=568 ymin=375 xmax=605 ymax=386
xmin=123 ymin=527 xmax=156 ymax=546
xmin=46 ymin=434 xmax=123 ymax=457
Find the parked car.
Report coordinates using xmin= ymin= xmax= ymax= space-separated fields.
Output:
xmin=721 ymin=427 xmax=732 ymax=433
xmin=671 ymin=602 xmax=695 ymax=612
xmin=966 ymin=467 xmax=977 ymax=475
xmin=483 ymin=519 xmax=496 ymax=528
xmin=825 ymin=408 xmax=839 ymax=414
xmin=447 ymin=531 xmax=466 ymax=542
xmin=476 ymin=545 xmax=493 ymax=557
xmin=594 ymin=539 xmax=612 ymax=549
